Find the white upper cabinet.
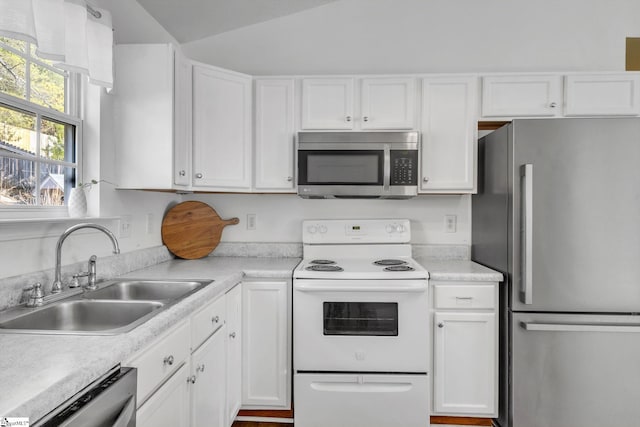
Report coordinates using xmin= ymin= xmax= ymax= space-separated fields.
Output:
xmin=564 ymin=73 xmax=640 ymax=116
xmin=114 ymin=43 xmax=189 ymax=190
xmin=173 ymin=50 xmax=192 ymax=187
xmin=360 ymin=77 xmax=416 ymax=129
xmin=301 ymin=77 xmax=416 ymax=130
xmin=301 ymin=78 xmax=355 ymax=129
xmin=254 ymin=79 xmax=296 ymax=192
xmin=420 ymin=76 xmax=478 ymax=193
xmin=481 ymin=74 xmax=563 ymax=118
xmin=192 ymin=64 xmax=252 ymax=190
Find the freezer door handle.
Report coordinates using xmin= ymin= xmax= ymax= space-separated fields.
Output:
xmin=521 ymin=321 xmax=640 ymax=333
xmin=520 ymin=164 xmax=533 ymax=304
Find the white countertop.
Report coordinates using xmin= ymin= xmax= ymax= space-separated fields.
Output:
xmin=0 ymin=257 xmax=299 ymax=421
xmin=0 ymin=255 xmax=500 ymax=421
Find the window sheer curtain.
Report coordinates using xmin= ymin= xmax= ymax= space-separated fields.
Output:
xmin=0 ymin=0 xmax=113 ymax=88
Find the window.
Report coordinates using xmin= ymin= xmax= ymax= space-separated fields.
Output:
xmin=0 ymin=37 xmax=80 ymax=208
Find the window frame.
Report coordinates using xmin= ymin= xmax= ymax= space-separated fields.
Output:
xmin=0 ymin=39 xmax=82 ymax=216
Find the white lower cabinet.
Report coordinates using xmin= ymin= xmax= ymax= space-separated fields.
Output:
xmin=137 ymin=362 xmax=191 ymax=427
xmin=431 ymin=281 xmax=498 ymax=417
xmin=225 ymin=284 xmax=243 ymax=424
xmin=190 ymin=323 xmax=227 ymax=427
xmin=127 ymin=283 xmax=245 ymax=427
xmin=241 ymin=279 xmax=291 ymax=409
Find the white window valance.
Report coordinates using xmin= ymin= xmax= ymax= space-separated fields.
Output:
xmin=0 ymin=0 xmax=113 ymax=88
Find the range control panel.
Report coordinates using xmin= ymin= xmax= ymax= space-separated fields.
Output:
xmin=302 ymin=219 xmax=411 ymax=244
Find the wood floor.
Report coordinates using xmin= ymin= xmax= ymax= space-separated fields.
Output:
xmin=232 ymin=416 xmax=493 ymax=427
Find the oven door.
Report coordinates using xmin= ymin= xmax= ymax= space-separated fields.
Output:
xmin=293 ymin=279 xmax=429 ymax=373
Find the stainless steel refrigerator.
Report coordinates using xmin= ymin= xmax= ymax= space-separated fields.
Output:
xmin=472 ymin=118 xmax=640 ymax=427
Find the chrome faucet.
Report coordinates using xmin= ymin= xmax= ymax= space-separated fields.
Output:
xmin=52 ymin=223 xmax=120 ymax=294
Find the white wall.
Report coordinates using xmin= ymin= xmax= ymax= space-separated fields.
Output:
xmin=0 ymin=0 xmax=181 ymax=279
xmin=188 ymin=194 xmax=471 ymax=245
xmin=183 ymin=0 xmax=640 ymax=75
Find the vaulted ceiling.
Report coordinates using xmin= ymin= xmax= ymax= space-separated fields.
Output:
xmin=135 ymin=0 xmax=340 ymax=43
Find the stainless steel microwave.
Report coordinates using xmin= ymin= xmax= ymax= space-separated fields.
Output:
xmin=297 ymin=131 xmax=420 ymax=199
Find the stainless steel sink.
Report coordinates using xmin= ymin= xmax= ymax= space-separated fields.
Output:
xmin=0 ymin=300 xmax=164 ymax=335
xmin=0 ymin=279 xmax=214 ymax=335
xmin=82 ymin=280 xmax=206 ymax=301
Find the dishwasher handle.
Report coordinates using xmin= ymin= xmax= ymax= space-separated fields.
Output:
xmin=112 ymin=396 xmax=136 ymax=427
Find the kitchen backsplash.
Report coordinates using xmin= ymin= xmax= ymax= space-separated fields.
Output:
xmin=0 ymin=243 xmax=470 ymax=311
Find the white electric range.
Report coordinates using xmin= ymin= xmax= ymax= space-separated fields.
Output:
xmin=293 ymin=219 xmax=430 ymax=427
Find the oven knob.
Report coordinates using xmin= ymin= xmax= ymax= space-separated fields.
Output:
xmin=318 ymin=225 xmax=327 ymax=234
xmin=307 ymin=225 xmax=317 ymax=234
xmin=396 ymin=224 xmax=405 ymax=233
xmin=385 ymin=224 xmax=394 ymax=233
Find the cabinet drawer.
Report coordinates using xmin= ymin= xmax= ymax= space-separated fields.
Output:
xmin=191 ymin=294 xmax=226 ymax=350
xmin=128 ymin=320 xmax=190 ymax=406
xmin=434 ymin=284 xmax=495 ymax=309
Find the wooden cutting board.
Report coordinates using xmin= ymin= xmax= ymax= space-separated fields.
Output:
xmin=161 ymin=201 xmax=239 ymax=259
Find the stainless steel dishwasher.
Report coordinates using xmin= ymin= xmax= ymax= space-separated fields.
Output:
xmin=34 ymin=365 xmax=137 ymax=427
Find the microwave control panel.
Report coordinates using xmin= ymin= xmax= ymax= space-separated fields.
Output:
xmin=390 ymin=150 xmax=418 ymax=185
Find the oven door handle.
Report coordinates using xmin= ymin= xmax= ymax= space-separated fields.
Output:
xmin=294 ymin=282 xmax=427 ymax=293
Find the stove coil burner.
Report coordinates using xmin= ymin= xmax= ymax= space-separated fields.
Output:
xmin=374 ymin=259 xmax=408 ymax=266
xmin=305 ymin=264 xmax=344 ymax=272
xmin=384 ymin=265 xmax=415 ymax=272
xmin=309 ymin=259 xmax=336 ymax=265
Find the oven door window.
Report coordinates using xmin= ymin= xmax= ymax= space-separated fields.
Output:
xmin=298 ymin=150 xmax=384 ymax=185
xmin=323 ymin=302 xmax=398 ymax=336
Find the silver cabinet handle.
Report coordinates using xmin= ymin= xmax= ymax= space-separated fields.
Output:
xmin=163 ymin=355 xmax=174 ymax=366
xmin=287 ymin=176 xmax=293 ymax=182
xmin=363 ymin=116 xmax=369 ymax=122
xmin=229 ymin=332 xmax=236 ymax=339
xmin=211 ymin=315 xmax=220 ymax=324
xmin=549 ymin=102 xmax=557 ymax=108
xmin=438 ymin=322 xmax=444 ymax=328
xmin=520 ymin=164 xmax=533 ymax=304
xmin=423 ymin=177 xmax=429 ymax=183
xmin=521 ymin=322 xmax=640 ymax=333
xmin=345 ymin=116 xmax=352 ymax=122
xmin=187 ymin=375 xmax=197 ymax=384
xmin=195 ymin=173 xmax=203 ymax=179
xmin=178 ymin=170 xmax=186 ymax=176
xmin=196 ymin=364 xmax=205 ymax=373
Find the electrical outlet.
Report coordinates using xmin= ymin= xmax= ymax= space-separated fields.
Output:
xmin=444 ymin=214 xmax=457 ymax=233
xmin=247 ymin=214 xmax=256 ymax=230
xmin=119 ymin=215 xmax=132 ymax=238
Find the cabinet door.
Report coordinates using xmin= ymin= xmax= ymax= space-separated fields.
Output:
xmin=360 ymin=77 xmax=416 ymax=129
xmin=564 ymin=73 xmax=640 ymax=116
xmin=114 ymin=44 xmax=175 ymax=189
xmin=192 ymin=65 xmax=252 ymax=189
xmin=301 ymin=78 xmax=354 ymax=129
xmin=226 ymin=284 xmax=243 ymax=424
xmin=420 ymin=76 xmax=477 ymax=192
xmin=137 ymin=362 xmax=190 ymax=427
xmin=242 ymin=280 xmax=291 ymax=409
xmin=481 ymin=74 xmax=562 ymax=117
xmin=433 ymin=311 xmax=496 ymax=416
xmin=173 ymin=50 xmax=192 ymax=187
xmin=190 ymin=325 xmax=227 ymax=427
xmin=254 ymin=79 xmax=296 ymax=191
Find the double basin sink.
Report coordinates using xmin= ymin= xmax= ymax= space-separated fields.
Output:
xmin=0 ymin=279 xmax=212 ymax=335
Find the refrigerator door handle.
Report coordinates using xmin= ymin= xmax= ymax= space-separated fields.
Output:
xmin=521 ymin=321 xmax=640 ymax=333
xmin=520 ymin=164 xmax=533 ymax=304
